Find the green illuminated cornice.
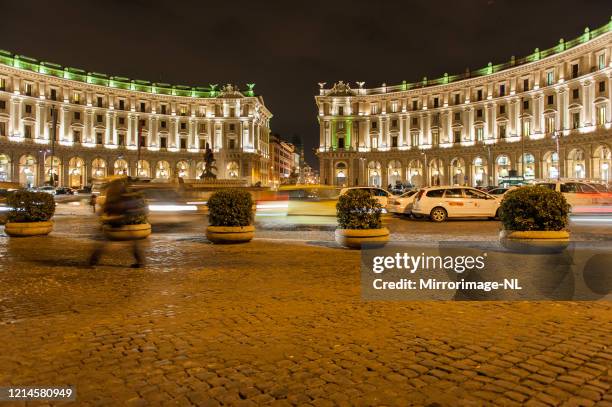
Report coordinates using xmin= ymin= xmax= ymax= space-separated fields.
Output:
xmin=0 ymin=52 xmax=257 ymax=99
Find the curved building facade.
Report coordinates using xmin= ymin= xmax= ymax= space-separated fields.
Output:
xmin=0 ymin=52 xmax=272 ymax=187
xmin=316 ymin=21 xmax=612 ymax=188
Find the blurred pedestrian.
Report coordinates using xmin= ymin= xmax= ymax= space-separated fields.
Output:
xmin=88 ymin=179 xmax=145 ymax=268
xmin=89 ymin=193 xmax=97 ymax=213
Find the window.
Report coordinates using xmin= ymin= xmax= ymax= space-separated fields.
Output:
xmin=180 ymin=106 xmax=187 ymax=116
xmin=371 ymin=121 xmax=377 ymax=129
xmin=477 ymin=89 xmax=482 ymax=101
xmin=229 ymin=123 xmax=235 ymax=131
xmin=499 ymin=84 xmax=505 ymax=96
xmin=73 ymin=131 xmax=80 ymax=143
xmin=25 ymin=105 xmax=32 ymax=114
xmin=97 ymin=114 xmax=103 ymax=123
xmin=432 ymin=130 xmax=439 ymax=146
xmin=599 ymin=54 xmax=606 ymax=70
xmin=0 ymin=100 xmax=4 ymax=110
xmin=97 ymin=96 xmax=103 ymax=107
xmin=160 ymin=136 xmax=167 ymax=148
xmin=547 ymin=95 xmax=554 ymax=105
xmin=454 ymin=94 xmax=460 ymax=105
xmin=74 ymin=112 xmax=81 ymax=120
xmin=454 ymin=112 xmax=460 ymax=121
xmin=599 ymin=81 xmax=606 ymax=93
xmin=572 ymin=88 xmax=579 ymax=99
xmin=523 ymin=78 xmax=529 ymax=91
xmin=140 ymin=136 xmax=147 ymax=148
xmin=50 ymin=89 xmax=57 ymax=101
xmin=338 ymin=121 xmax=344 ymax=130
xmin=411 ymin=132 xmax=419 ymax=146
xmin=180 ymin=138 xmax=187 ymax=150
xmin=597 ymin=106 xmax=606 ymax=126
xmin=161 ymin=120 xmax=167 ymax=129
xmin=338 ymin=137 xmax=345 ymax=149
xmin=96 ymin=132 xmax=103 ymax=145
xmin=523 ymin=100 xmax=529 ymax=110
xmin=499 ymin=125 xmax=506 ymax=138
xmin=118 ymin=134 xmax=125 ymax=146
xmin=0 ymin=78 xmax=5 ymax=91
xmin=412 ymin=117 xmax=418 ymax=126
xmin=454 ymin=131 xmax=461 ymax=143
xmin=161 ymin=105 xmax=167 ymax=114
xmin=140 ymin=102 xmax=146 ymax=112
xmin=200 ymin=123 xmax=207 ymax=132
xmin=338 ymin=106 xmax=343 ymax=116
xmin=433 ymin=98 xmax=439 ymax=108
xmin=0 ymin=122 xmax=5 ymax=136
xmin=371 ymin=137 xmax=378 ymax=149
xmin=499 ymin=105 xmax=506 ymax=115
xmin=391 ymin=119 xmax=397 ymax=128
xmin=426 ymin=189 xmax=444 ymax=198
xmin=391 ymin=135 xmax=398 ymax=148
xmin=24 ymin=125 xmax=32 ymax=138
xmin=546 ymin=71 xmax=554 ymax=86
xmin=476 ymin=109 xmax=483 ymax=118
xmin=371 ymin=104 xmax=378 ymax=115
xmin=444 ymin=188 xmax=463 ymax=198
xmin=229 ymin=139 xmax=236 ymax=149
xmin=571 ymin=63 xmax=579 ymax=79
xmin=119 ymin=100 xmax=125 ymax=110
xmin=73 ymin=93 xmax=80 ymax=104
xmin=545 ymin=116 xmax=555 ymax=133
xmin=522 ymin=120 xmax=530 ymax=136
xmin=572 ymin=112 xmax=580 ymax=129
xmin=464 ymin=189 xmax=488 ymax=199
xmin=391 ymin=102 xmax=398 ymax=112
xmin=412 ymin=100 xmax=418 ymax=110
xmin=118 ymin=117 xmax=125 ymax=125
xmin=139 ymin=119 xmax=146 ymax=128
xmin=24 ymin=83 xmax=32 ymax=96
xmin=181 ymin=122 xmax=187 ymax=130
xmin=476 ymin=127 xmax=484 ymax=141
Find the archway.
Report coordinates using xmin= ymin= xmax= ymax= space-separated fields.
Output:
xmin=227 ymin=161 xmax=240 ymax=179
xmin=44 ymin=156 xmax=62 ymax=186
xmin=113 ymin=159 xmax=129 ymax=176
xmin=156 ymin=160 xmax=170 ymax=179
xmin=0 ymin=154 xmax=11 ymax=182
xmin=429 ymin=158 xmax=444 ymax=186
xmin=407 ymin=159 xmax=423 ymax=187
xmin=136 ymin=160 xmax=150 ymax=178
xmin=92 ymin=158 xmax=107 ymax=179
xmin=517 ymin=153 xmax=536 ymax=180
xmin=567 ymin=149 xmax=586 ymax=179
xmin=68 ymin=157 xmax=85 ymax=188
xmin=472 ymin=156 xmax=487 ymax=187
xmin=176 ymin=160 xmax=190 ymax=178
xmin=495 ymin=155 xmax=511 ymax=184
xmin=19 ymin=155 xmax=37 ymax=187
xmin=450 ymin=157 xmax=466 ymax=185
xmin=387 ymin=160 xmax=402 ymax=188
xmin=335 ymin=162 xmax=347 ymax=187
xmin=542 ymin=151 xmax=559 ymax=180
xmin=592 ymin=145 xmax=611 ymax=182
xmin=367 ymin=161 xmax=381 ymax=187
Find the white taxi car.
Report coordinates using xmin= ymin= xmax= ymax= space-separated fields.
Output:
xmin=534 ymin=180 xmax=609 ymax=210
xmin=411 ymin=186 xmax=500 ymax=222
xmin=339 ymin=187 xmax=394 ymax=208
xmin=387 ymin=190 xmax=418 ymax=216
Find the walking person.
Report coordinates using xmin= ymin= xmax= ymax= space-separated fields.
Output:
xmin=88 ymin=179 xmax=146 ymax=268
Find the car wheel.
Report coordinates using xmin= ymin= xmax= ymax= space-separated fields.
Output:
xmin=430 ymin=207 xmax=447 ymax=222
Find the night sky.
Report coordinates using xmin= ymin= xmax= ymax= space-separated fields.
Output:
xmin=1 ymin=1 xmax=610 ymax=165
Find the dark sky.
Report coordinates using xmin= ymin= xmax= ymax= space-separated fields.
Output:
xmin=1 ymin=0 xmax=610 ymax=165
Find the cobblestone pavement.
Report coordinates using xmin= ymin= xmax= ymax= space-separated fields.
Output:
xmin=0 ymin=209 xmax=611 ymax=406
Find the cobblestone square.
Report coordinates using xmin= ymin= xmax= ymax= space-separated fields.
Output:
xmin=0 ymin=214 xmax=610 ymax=406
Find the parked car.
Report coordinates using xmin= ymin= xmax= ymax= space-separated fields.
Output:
xmin=411 ymin=186 xmax=500 ymax=222
xmin=55 ymin=187 xmax=76 ymax=195
xmin=387 ymin=190 xmax=418 ymax=216
xmin=534 ymin=180 xmax=611 ymax=209
xmin=340 ymin=187 xmax=394 ymax=209
xmin=37 ymin=186 xmax=57 ymax=195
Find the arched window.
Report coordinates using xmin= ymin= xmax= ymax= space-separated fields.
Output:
xmin=387 ymin=160 xmax=402 ymax=187
xmin=92 ymin=158 xmax=107 ymax=179
xmin=19 ymin=155 xmax=37 ymax=187
xmin=592 ymin=145 xmax=611 ymax=182
xmin=567 ymin=149 xmax=586 ymax=179
xmin=0 ymin=154 xmax=11 ymax=182
xmin=114 ymin=159 xmax=129 ymax=176
xmin=227 ymin=161 xmax=239 ymax=178
xmin=176 ymin=160 xmax=189 ymax=178
xmin=136 ymin=160 xmax=150 ymax=178
xmin=407 ymin=160 xmax=423 ymax=187
xmin=495 ymin=155 xmax=511 ymax=184
xmin=542 ymin=151 xmax=559 ymax=180
xmin=472 ymin=156 xmax=487 ymax=187
xmin=156 ymin=161 xmax=170 ymax=179
xmin=335 ymin=162 xmax=347 ymax=186
xmin=451 ymin=157 xmax=466 ymax=185
xmin=518 ymin=153 xmax=536 ymax=180
xmin=68 ymin=157 xmax=85 ymax=188
xmin=367 ymin=161 xmax=381 ymax=187
xmin=44 ymin=156 xmax=62 ymax=186
xmin=429 ymin=158 xmax=444 ymax=186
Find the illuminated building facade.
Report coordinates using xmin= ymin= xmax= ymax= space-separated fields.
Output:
xmin=0 ymin=51 xmax=272 ymax=187
xmin=316 ymin=21 xmax=612 ymax=188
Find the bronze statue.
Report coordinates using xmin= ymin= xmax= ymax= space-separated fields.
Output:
xmin=200 ymin=147 xmax=217 ymax=179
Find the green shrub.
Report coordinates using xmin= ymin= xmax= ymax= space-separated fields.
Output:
xmin=500 ymin=186 xmax=570 ymax=231
xmin=336 ymin=189 xmax=383 ymax=229
xmin=102 ymin=191 xmax=149 ymax=226
xmin=208 ymin=189 xmax=253 ymax=227
xmin=7 ymin=190 xmax=55 ymax=222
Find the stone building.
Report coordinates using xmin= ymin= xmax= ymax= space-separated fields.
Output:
xmin=0 ymin=51 xmax=272 ymax=187
xmin=316 ymin=21 xmax=612 ymax=188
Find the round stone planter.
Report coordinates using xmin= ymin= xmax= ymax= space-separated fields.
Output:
xmin=4 ymin=220 xmax=54 ymax=237
xmin=103 ymin=223 xmax=152 ymax=241
xmin=335 ymin=227 xmax=390 ymax=249
xmin=499 ymin=230 xmax=570 ymax=254
xmin=206 ymin=225 xmax=254 ymax=244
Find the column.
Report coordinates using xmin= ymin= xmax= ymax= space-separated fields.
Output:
xmin=149 ymin=116 xmax=156 ymax=147
xmin=36 ymin=101 xmax=46 ymax=140
xmin=127 ymin=113 xmax=134 ymax=146
xmin=365 ymin=119 xmax=370 ymax=148
xmin=508 ymin=99 xmax=516 ymax=136
xmin=467 ymin=107 xmax=474 ymax=141
xmin=189 ymin=118 xmax=196 ymax=149
xmin=106 ymin=111 xmax=115 ymax=145
xmin=423 ymin=113 xmax=431 ymax=145
xmin=319 ymin=118 xmax=325 ymax=147
xmin=10 ymin=97 xmax=22 ymax=136
xmin=170 ymin=117 xmax=178 ymax=148
xmin=562 ymin=87 xmax=570 ymax=131
xmin=86 ymin=108 xmax=94 ymax=143
xmin=61 ymin=105 xmax=70 ymax=142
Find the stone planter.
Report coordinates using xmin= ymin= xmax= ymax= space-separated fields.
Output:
xmin=4 ymin=220 xmax=54 ymax=237
xmin=499 ymin=230 xmax=570 ymax=254
xmin=206 ymin=225 xmax=254 ymax=244
xmin=103 ymin=223 xmax=152 ymax=241
xmin=335 ymin=227 xmax=390 ymax=249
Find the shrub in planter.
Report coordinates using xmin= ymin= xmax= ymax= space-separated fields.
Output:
xmin=206 ymin=189 xmax=254 ymax=243
xmin=499 ymin=186 xmax=571 ymax=253
xmin=335 ymin=189 xmax=389 ymax=249
xmin=5 ymin=190 xmax=56 ymax=236
xmin=102 ymin=191 xmax=151 ymax=241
